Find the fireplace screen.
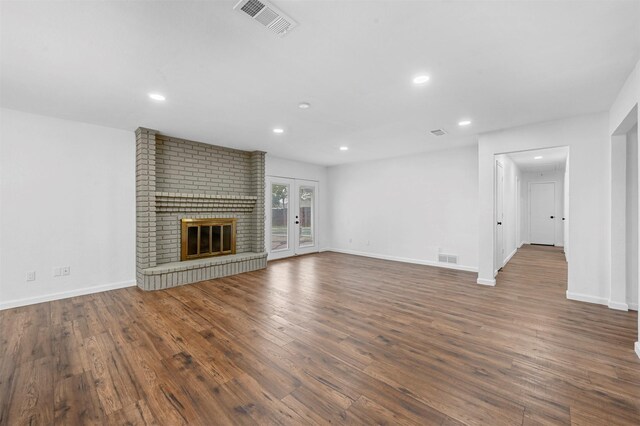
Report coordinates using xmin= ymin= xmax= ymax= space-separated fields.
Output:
xmin=181 ymin=218 xmax=236 ymax=261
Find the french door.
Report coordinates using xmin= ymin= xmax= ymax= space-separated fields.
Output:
xmin=267 ymin=177 xmax=318 ymax=260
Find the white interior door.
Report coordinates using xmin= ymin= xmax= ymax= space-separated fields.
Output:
xmin=516 ymin=176 xmax=520 ymax=247
xmin=530 ymin=182 xmax=556 ymax=245
xmin=267 ymin=177 xmax=319 ymax=260
xmin=495 ymin=161 xmax=505 ymax=272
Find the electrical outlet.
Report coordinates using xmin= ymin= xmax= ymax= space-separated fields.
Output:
xmin=26 ymin=271 xmax=36 ymax=281
xmin=62 ymin=266 xmax=71 ymax=276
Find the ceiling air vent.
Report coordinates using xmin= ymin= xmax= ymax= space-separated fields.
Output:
xmin=234 ymin=0 xmax=298 ymax=37
xmin=430 ymin=129 xmax=447 ymax=137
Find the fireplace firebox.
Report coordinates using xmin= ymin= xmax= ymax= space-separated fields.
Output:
xmin=181 ymin=218 xmax=236 ymax=261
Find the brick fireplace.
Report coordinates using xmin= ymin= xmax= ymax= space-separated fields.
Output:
xmin=135 ymin=128 xmax=267 ymax=290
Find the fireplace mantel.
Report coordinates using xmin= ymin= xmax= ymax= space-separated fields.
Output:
xmin=155 ymin=192 xmax=258 ymax=213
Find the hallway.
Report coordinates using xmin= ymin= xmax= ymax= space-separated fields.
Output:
xmin=497 ymin=244 xmax=568 ymax=298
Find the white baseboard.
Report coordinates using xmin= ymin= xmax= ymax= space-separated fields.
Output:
xmin=628 ymin=303 xmax=638 ymax=311
xmin=325 ymin=248 xmax=478 ymax=273
xmin=477 ymin=278 xmax=496 ymax=286
xmin=566 ymin=291 xmax=608 ymax=306
xmin=503 ymin=247 xmax=518 ymax=266
xmin=635 ymin=342 xmax=640 ymax=360
xmin=0 ymin=280 xmax=136 ymax=310
xmin=607 ymin=300 xmax=630 ymax=311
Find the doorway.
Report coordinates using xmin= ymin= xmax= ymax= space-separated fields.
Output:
xmin=491 ymin=147 xmax=569 ymax=284
xmin=267 ymin=177 xmax=319 ymax=260
xmin=529 ymin=182 xmax=556 ymax=245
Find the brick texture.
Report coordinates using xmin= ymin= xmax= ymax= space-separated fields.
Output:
xmin=135 ymin=128 xmax=266 ymax=290
xmin=156 ymin=135 xmax=252 ymax=195
xmin=136 ymin=128 xmax=157 ymax=285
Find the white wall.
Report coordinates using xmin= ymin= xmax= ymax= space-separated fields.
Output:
xmin=327 ymin=145 xmax=478 ymax=271
xmin=265 ymin=155 xmax=330 ymax=252
xmin=520 ymin=170 xmax=565 ymax=247
xmin=626 ymin=125 xmax=639 ymax=310
xmin=495 ymin=154 xmax=521 ymax=265
xmin=0 ymin=109 xmax=136 ymax=309
xmin=610 ymin=61 xmax=640 ymax=135
xmin=478 ymin=113 xmax=610 ymax=300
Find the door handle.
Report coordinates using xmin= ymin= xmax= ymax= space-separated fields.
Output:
xmin=295 ymin=221 xmax=299 ymax=224
xmin=497 ymin=221 xmax=502 ymax=225
xmin=550 ymin=216 xmax=555 ymax=219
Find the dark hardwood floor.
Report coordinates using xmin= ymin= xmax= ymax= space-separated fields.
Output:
xmin=1 ymin=245 xmax=638 ymax=425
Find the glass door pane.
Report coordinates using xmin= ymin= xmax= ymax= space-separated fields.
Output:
xmin=200 ymin=226 xmax=211 ymax=254
xmin=298 ymin=185 xmax=314 ymax=248
xmin=223 ymin=225 xmax=232 ymax=251
xmin=271 ymin=183 xmax=289 ymax=251
xmin=212 ymin=226 xmax=221 ymax=253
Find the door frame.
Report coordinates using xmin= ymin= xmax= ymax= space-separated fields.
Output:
xmin=528 ymin=181 xmax=557 ymax=245
xmin=266 ymin=176 xmax=319 ymax=260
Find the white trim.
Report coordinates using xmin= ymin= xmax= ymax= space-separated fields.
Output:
xmin=503 ymin=247 xmax=518 ymax=266
xmin=477 ymin=278 xmax=496 ymax=286
xmin=635 ymin=342 xmax=640 ymax=360
xmin=0 ymin=280 xmax=136 ymax=310
xmin=628 ymin=303 xmax=638 ymax=311
xmin=325 ymin=248 xmax=478 ymax=273
xmin=607 ymin=300 xmax=629 ymax=311
xmin=566 ymin=290 xmax=608 ymax=306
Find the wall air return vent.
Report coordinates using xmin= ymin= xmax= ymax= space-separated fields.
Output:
xmin=438 ymin=254 xmax=458 ymax=265
xmin=234 ymin=0 xmax=298 ymax=37
xmin=430 ymin=129 xmax=447 ymax=136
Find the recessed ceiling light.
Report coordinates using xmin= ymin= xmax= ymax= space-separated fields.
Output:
xmin=412 ymin=75 xmax=430 ymax=85
xmin=458 ymin=120 xmax=472 ymax=126
xmin=298 ymin=102 xmax=310 ymax=109
xmin=273 ymin=128 xmax=284 ymax=134
xmin=148 ymin=93 xmax=166 ymax=101
xmin=339 ymin=146 xmax=349 ymax=151
xmin=534 ymin=156 xmax=543 ymax=160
